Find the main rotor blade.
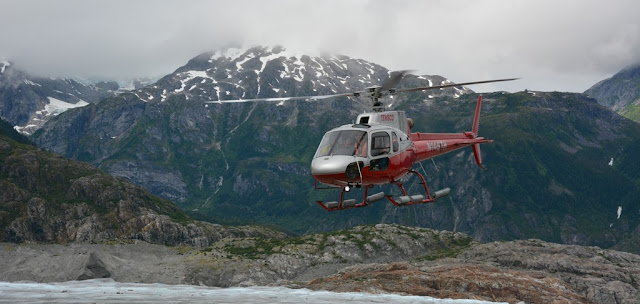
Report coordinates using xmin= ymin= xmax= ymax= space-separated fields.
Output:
xmin=204 ymin=77 xmax=519 ymax=104
xmin=379 ymin=70 xmax=413 ymax=92
xmin=204 ymin=92 xmax=354 ymax=104
xmin=395 ymin=78 xmax=519 ymax=93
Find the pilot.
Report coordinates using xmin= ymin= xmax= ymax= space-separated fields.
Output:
xmin=342 ymin=136 xmax=355 ymax=148
xmin=334 ymin=135 xmax=352 ymax=155
xmin=354 ymin=134 xmax=367 ymax=157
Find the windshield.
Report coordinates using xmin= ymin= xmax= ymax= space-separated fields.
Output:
xmin=315 ymin=130 xmax=368 ymax=158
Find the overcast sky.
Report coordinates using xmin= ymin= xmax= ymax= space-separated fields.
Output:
xmin=2 ymin=0 xmax=639 ymax=93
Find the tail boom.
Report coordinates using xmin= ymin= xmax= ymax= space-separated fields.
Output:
xmin=410 ymin=94 xmax=492 ymax=168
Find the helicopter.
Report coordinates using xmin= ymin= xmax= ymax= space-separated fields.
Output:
xmin=206 ymin=71 xmax=517 ymax=211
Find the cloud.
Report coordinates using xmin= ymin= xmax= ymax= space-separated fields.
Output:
xmin=1 ymin=0 xmax=639 ymax=92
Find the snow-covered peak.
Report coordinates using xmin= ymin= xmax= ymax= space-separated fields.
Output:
xmin=137 ymin=45 xmax=469 ymax=105
xmin=209 ymin=47 xmax=248 ymax=62
xmin=209 ymin=45 xmax=325 ymax=64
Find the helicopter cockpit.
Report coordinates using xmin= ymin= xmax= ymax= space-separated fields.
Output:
xmin=313 ymin=126 xmax=400 ymax=158
xmin=315 ymin=130 xmax=368 ymax=158
xmin=311 ymin=125 xmax=400 ymax=185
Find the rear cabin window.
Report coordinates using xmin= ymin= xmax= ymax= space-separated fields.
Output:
xmin=371 ymin=132 xmax=390 ymax=157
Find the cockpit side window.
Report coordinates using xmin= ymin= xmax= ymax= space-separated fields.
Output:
xmin=314 ymin=130 xmax=367 ymax=158
xmin=371 ymin=132 xmax=390 ymax=157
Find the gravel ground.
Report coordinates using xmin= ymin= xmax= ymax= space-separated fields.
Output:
xmin=0 ymin=242 xmax=190 ymax=284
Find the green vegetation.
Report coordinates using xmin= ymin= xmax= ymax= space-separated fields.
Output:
xmin=314 ymin=227 xmax=380 ymax=251
xmin=221 ymin=236 xmax=312 ymax=259
xmin=0 ymin=118 xmax=32 ymax=145
xmin=620 ymin=101 xmax=640 ymax=123
xmin=0 ymin=129 xmax=194 ymax=241
xmin=417 ymin=235 xmax=473 ymax=261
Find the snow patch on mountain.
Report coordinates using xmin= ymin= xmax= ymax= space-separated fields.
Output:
xmin=24 ymin=79 xmax=42 ymax=86
xmin=209 ymin=47 xmax=246 ymax=62
xmin=256 ymin=52 xmax=285 ymax=96
xmin=235 ymin=53 xmax=254 ymax=71
xmin=176 ymin=70 xmax=215 ymax=93
xmin=13 ymin=97 xmax=90 ymax=135
xmin=186 ymin=70 xmax=211 ymax=80
xmin=45 ymin=97 xmax=89 ymax=116
xmin=0 ymin=61 xmax=10 ymax=73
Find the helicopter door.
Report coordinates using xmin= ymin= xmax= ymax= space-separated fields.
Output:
xmin=369 ymin=131 xmax=391 ymax=171
xmin=392 ymin=132 xmax=399 ymax=152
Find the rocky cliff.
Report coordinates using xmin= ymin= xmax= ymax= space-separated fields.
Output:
xmin=0 ymin=125 xmax=286 ymax=246
xmin=585 ymin=64 xmax=640 ymax=122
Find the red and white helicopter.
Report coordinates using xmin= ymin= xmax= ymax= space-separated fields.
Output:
xmin=206 ymin=71 xmax=517 ymax=211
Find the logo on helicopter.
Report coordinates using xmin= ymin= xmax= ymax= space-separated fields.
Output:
xmin=427 ymin=141 xmax=447 ymax=152
xmin=380 ymin=114 xmax=395 ymax=122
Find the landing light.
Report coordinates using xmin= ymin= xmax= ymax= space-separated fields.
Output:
xmin=344 ymin=186 xmax=350 ymax=192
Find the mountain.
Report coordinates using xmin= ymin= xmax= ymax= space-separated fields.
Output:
xmin=585 ymin=64 xmax=640 ymax=122
xmin=30 ymin=46 xmax=640 ymax=252
xmin=0 ymin=61 xmax=118 ymax=135
xmin=0 ymin=118 xmax=285 ymax=246
xmin=30 ymin=46 xmax=463 ymax=218
xmin=404 ymin=91 xmax=640 ymax=251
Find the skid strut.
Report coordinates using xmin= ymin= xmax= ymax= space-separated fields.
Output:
xmin=386 ymin=170 xmax=450 ymax=206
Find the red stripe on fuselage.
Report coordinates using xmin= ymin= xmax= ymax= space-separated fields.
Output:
xmin=312 ymin=149 xmax=416 ymax=187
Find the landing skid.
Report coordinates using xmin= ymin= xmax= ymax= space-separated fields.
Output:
xmin=315 ymin=185 xmax=386 ymax=211
xmin=315 ymin=170 xmax=450 ymax=211
xmin=386 ymin=170 xmax=450 ymax=206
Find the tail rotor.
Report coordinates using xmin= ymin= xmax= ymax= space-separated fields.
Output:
xmin=471 ymin=95 xmax=488 ymax=170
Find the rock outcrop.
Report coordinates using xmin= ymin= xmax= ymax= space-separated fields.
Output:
xmin=0 ymin=131 xmax=285 ymax=247
xmin=1 ymin=224 xmax=638 ymax=303
xmin=585 ymin=64 xmax=640 ymax=114
xmin=309 ymin=238 xmax=640 ymax=303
